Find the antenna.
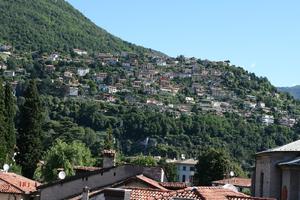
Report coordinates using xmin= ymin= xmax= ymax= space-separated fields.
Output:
xmin=58 ymin=171 xmax=66 ymax=180
xmin=3 ymin=164 xmax=9 ymax=173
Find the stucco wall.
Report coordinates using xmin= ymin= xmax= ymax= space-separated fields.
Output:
xmin=39 ymin=165 xmax=161 ymax=200
xmin=0 ymin=193 xmax=27 ymax=200
xmin=39 ymin=165 xmax=144 ymax=200
xmin=254 ymin=152 xmax=299 ymax=199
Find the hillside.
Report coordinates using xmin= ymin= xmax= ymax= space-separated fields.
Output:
xmin=0 ymin=0 xmax=158 ymax=55
xmin=278 ymin=86 xmax=300 ymax=100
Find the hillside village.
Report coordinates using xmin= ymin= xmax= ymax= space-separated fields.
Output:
xmin=0 ymin=44 xmax=298 ymax=128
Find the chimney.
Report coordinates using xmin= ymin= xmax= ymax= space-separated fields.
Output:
xmin=81 ymin=186 xmax=89 ymax=200
xmin=102 ymin=149 xmax=116 ymax=168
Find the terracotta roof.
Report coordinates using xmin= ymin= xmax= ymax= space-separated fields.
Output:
xmin=0 ymin=180 xmax=22 ymax=194
xmin=227 ymin=196 xmax=276 ymax=200
xmin=0 ymin=172 xmax=40 ymax=194
xmin=212 ymin=178 xmax=251 ymax=188
xmin=196 ymin=187 xmax=249 ymax=200
xmin=130 ymin=187 xmax=202 ymax=200
xmin=159 ymin=182 xmax=188 ymax=190
xmin=130 ymin=186 xmax=249 ymax=200
xmin=136 ymin=175 xmax=168 ymax=190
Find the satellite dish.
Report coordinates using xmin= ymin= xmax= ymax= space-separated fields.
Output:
xmin=223 ymin=184 xmax=238 ymax=192
xmin=230 ymin=171 xmax=235 ymax=177
xmin=58 ymin=171 xmax=66 ymax=180
xmin=3 ymin=164 xmax=9 ymax=172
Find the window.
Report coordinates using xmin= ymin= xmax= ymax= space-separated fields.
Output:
xmin=182 ymin=175 xmax=186 ymax=182
xmin=183 ymin=166 xmax=186 ymax=171
xmin=190 ymin=167 xmax=195 ymax=171
xmin=260 ymin=172 xmax=264 ymax=197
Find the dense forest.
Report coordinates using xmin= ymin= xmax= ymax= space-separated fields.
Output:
xmin=0 ymin=0 xmax=159 ymax=55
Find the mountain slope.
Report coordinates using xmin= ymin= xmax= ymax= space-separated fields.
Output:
xmin=278 ymin=86 xmax=300 ymax=99
xmin=0 ymin=0 xmax=156 ymax=54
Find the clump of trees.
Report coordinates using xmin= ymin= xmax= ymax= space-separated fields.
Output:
xmin=194 ymin=148 xmax=245 ymax=186
xmin=0 ymin=81 xmax=16 ymax=166
xmin=36 ymin=139 xmax=95 ymax=182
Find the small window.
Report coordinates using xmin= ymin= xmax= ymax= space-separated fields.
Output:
xmin=190 ymin=167 xmax=195 ymax=171
xmin=182 ymin=175 xmax=186 ymax=182
xmin=183 ymin=166 xmax=186 ymax=171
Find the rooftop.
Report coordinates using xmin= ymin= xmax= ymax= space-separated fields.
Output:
xmin=0 ymin=172 xmax=40 ymax=194
xmin=212 ymin=177 xmax=251 ymax=188
xmin=257 ymin=139 xmax=300 ymax=155
xmin=159 ymin=182 xmax=188 ymax=190
xmin=129 ymin=186 xmax=249 ymax=200
xmin=278 ymin=157 xmax=300 ymax=167
xmin=166 ymin=158 xmax=198 ymax=165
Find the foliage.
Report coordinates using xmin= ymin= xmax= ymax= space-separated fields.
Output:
xmin=194 ymin=148 xmax=231 ymax=186
xmin=104 ymin=126 xmax=114 ymax=150
xmin=0 ymin=0 xmax=158 ymax=55
xmin=4 ymin=82 xmax=16 ymax=158
xmin=0 ymin=80 xmax=7 ymax=164
xmin=16 ymin=80 xmax=44 ymax=178
xmin=39 ymin=139 xmax=95 ymax=182
xmin=158 ymin=159 xmax=177 ymax=182
xmin=130 ymin=155 xmax=157 ymax=167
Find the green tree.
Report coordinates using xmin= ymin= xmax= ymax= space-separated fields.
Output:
xmin=104 ymin=126 xmax=114 ymax=150
xmin=4 ymin=82 xmax=16 ymax=158
xmin=0 ymin=80 xmax=7 ymax=164
xmin=158 ymin=159 xmax=177 ymax=182
xmin=17 ymin=80 xmax=44 ymax=178
xmin=194 ymin=148 xmax=230 ymax=186
xmin=131 ymin=155 xmax=157 ymax=167
xmin=40 ymin=139 xmax=95 ymax=182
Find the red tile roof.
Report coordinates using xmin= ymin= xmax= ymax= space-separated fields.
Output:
xmin=130 ymin=186 xmax=250 ymax=200
xmin=159 ymin=182 xmax=187 ymax=190
xmin=197 ymin=187 xmax=249 ymax=200
xmin=0 ymin=180 xmax=22 ymax=194
xmin=212 ymin=178 xmax=251 ymax=188
xmin=0 ymin=172 xmax=40 ymax=194
xmin=227 ymin=196 xmax=276 ymax=200
xmin=136 ymin=175 xmax=168 ymax=191
xmin=130 ymin=187 xmax=203 ymax=200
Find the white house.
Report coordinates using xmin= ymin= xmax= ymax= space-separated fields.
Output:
xmin=261 ymin=115 xmax=274 ymax=126
xmin=73 ymin=49 xmax=88 ymax=56
xmin=166 ymin=158 xmax=198 ymax=185
xmin=77 ymin=68 xmax=90 ymax=77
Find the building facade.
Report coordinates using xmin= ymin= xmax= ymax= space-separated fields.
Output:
xmin=253 ymin=139 xmax=300 ymax=200
xmin=166 ymin=158 xmax=197 ymax=185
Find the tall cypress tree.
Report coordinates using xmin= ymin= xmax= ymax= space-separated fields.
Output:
xmin=17 ymin=80 xmax=43 ymax=178
xmin=0 ymin=80 xmax=7 ymax=165
xmin=4 ymin=82 xmax=16 ymax=158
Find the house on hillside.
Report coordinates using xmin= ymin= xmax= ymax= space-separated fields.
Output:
xmin=73 ymin=49 xmax=88 ymax=56
xmin=253 ymin=139 xmax=300 ymax=200
xmin=77 ymin=68 xmax=90 ymax=77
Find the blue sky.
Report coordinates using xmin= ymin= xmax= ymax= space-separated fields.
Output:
xmin=66 ymin=0 xmax=300 ymax=87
